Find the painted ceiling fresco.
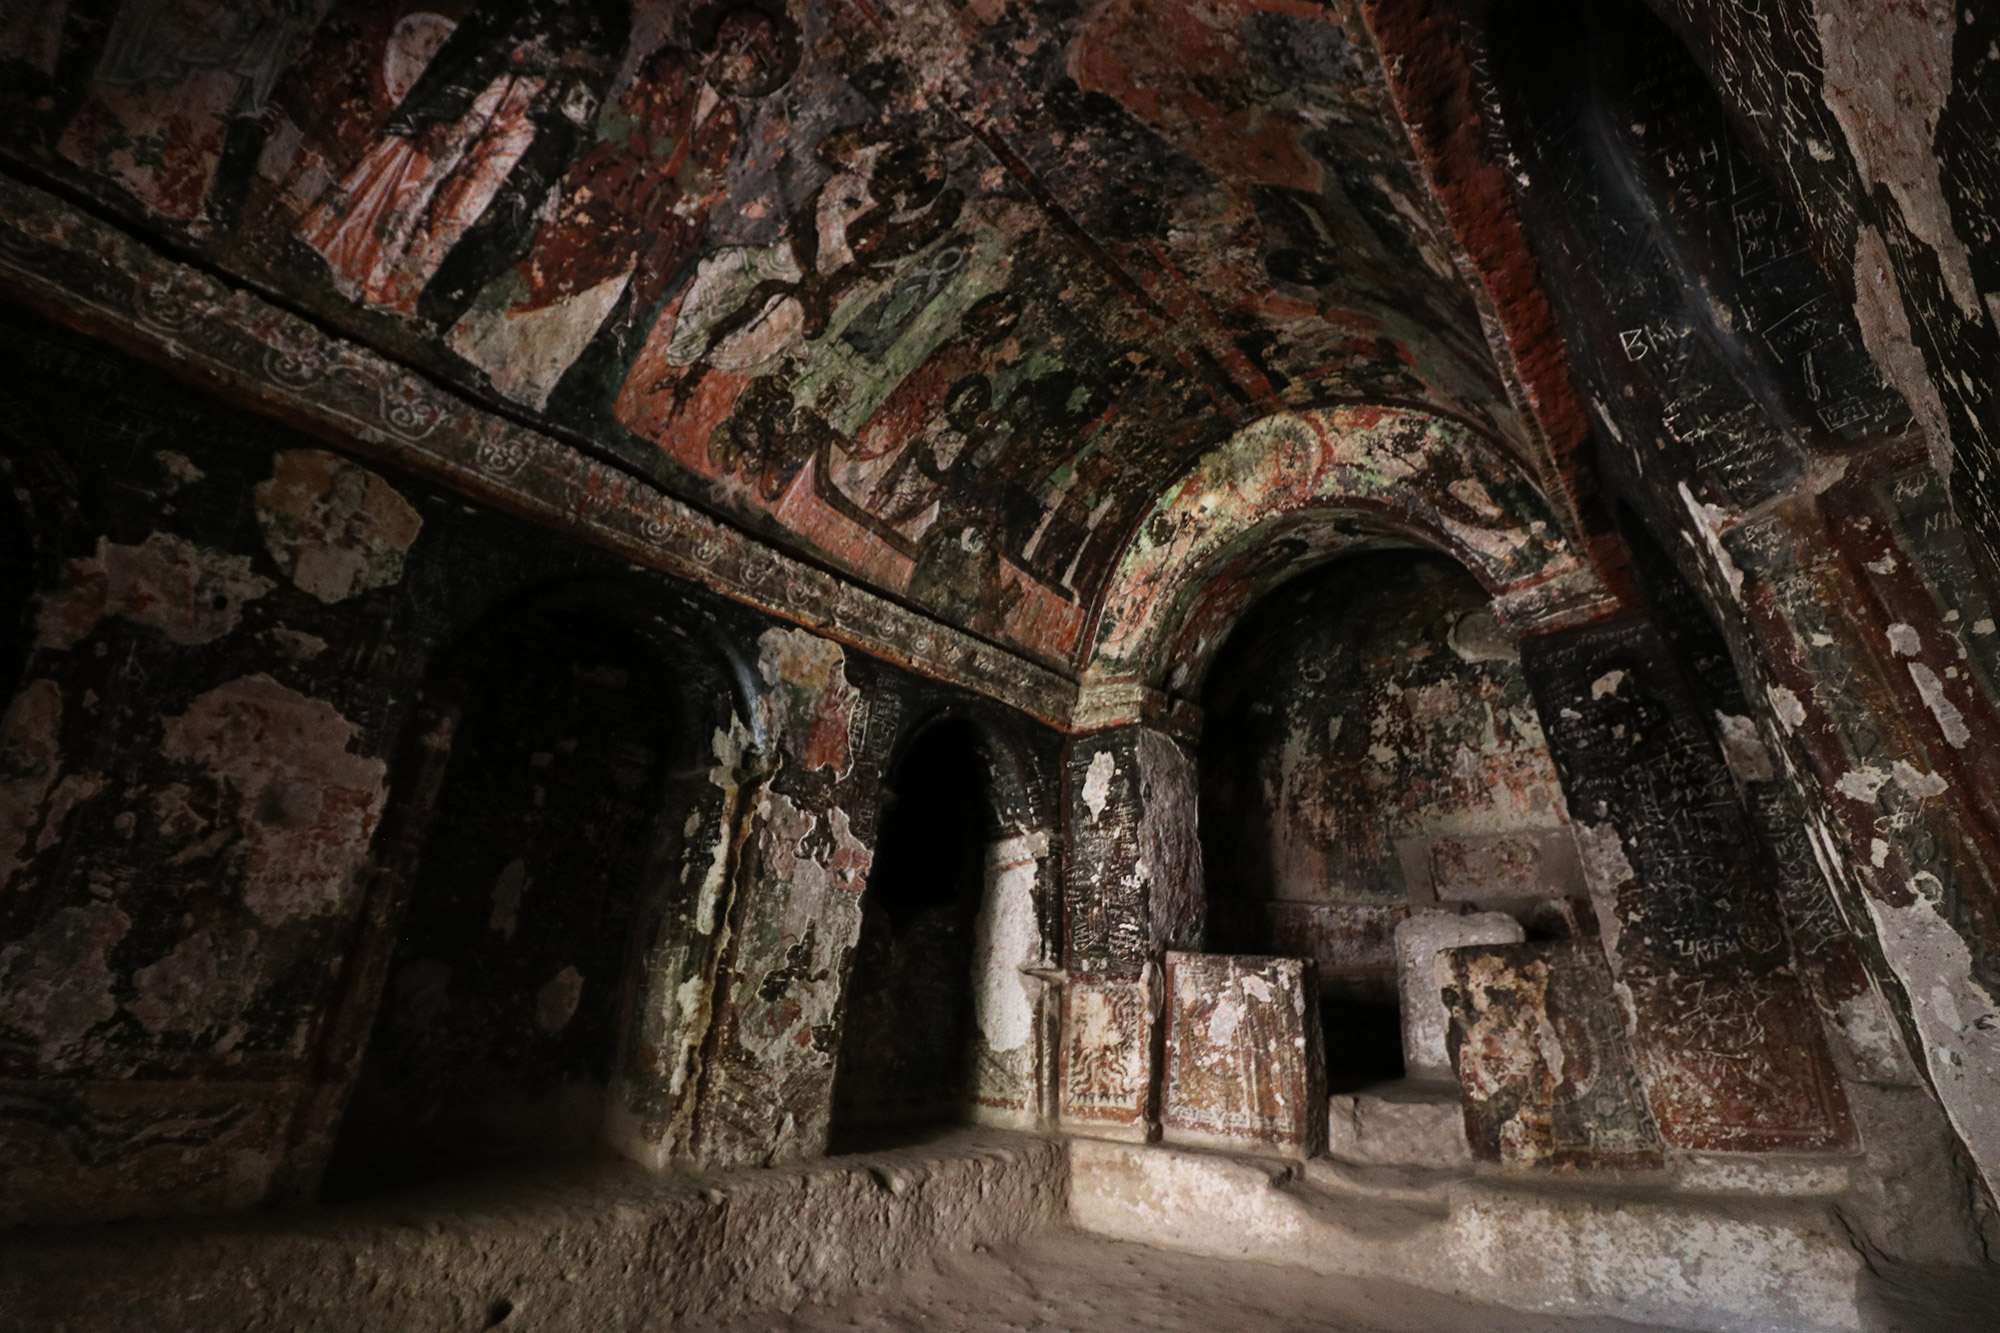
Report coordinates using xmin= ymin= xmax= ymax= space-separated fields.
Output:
xmin=0 ymin=0 xmax=1540 ymax=671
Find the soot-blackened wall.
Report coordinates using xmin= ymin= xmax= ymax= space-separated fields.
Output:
xmin=0 ymin=301 xmax=1066 ymax=1224
xmin=322 ymin=606 xmax=680 ymax=1197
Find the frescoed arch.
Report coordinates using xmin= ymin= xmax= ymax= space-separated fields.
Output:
xmin=1079 ymin=405 xmax=1614 ymax=703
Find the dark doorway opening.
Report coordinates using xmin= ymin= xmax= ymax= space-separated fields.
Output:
xmin=322 ymin=610 xmax=676 ymax=1200
xmin=827 ymin=719 xmax=990 ymax=1151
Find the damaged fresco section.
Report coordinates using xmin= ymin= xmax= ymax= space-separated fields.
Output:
xmin=1642 ymin=0 xmax=2000 ymax=569
xmin=1085 ymin=404 xmax=1604 ymax=699
xmin=1200 ymin=551 xmax=1590 ymax=1090
xmin=0 ymin=317 xmax=418 ymax=1223
xmin=0 ymin=303 xmax=1068 ymax=1222
xmin=1438 ymin=939 xmax=1661 ymax=1167
xmin=1161 ymin=951 xmax=1326 ymax=1159
xmin=1480 ymin=0 xmax=2000 ymax=1196
xmin=686 ymin=627 xmax=875 ymax=1169
xmin=1522 ymin=619 xmax=1853 ymax=1153
xmin=0 ymin=0 xmax=1591 ymax=671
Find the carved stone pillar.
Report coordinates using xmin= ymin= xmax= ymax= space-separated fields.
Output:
xmin=1519 ymin=617 xmax=1852 ymax=1152
xmin=1057 ymin=724 xmax=1202 ymax=1140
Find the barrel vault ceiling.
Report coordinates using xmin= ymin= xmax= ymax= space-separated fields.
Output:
xmin=0 ymin=0 xmax=1578 ymax=674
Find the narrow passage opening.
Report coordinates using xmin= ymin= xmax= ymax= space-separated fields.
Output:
xmin=827 ymin=719 xmax=990 ymax=1151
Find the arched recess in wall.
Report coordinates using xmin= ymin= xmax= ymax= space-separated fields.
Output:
xmin=1077 ymin=404 xmax=1610 ymax=710
xmin=1198 ymin=549 xmax=1591 ymax=1092
xmin=316 ymin=583 xmax=754 ymax=1199
xmin=828 ymin=714 xmax=1054 ymax=1150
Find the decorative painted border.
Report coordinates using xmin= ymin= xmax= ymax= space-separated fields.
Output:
xmin=0 ymin=176 xmax=1078 ymax=728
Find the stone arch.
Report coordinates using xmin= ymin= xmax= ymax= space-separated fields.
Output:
xmin=1078 ymin=405 xmax=1612 ymax=711
xmin=307 ymin=578 xmax=756 ymax=1197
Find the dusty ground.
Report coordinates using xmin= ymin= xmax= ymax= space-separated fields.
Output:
xmin=692 ymin=1229 xmax=1693 ymax=1332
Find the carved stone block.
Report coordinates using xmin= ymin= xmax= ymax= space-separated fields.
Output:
xmin=1161 ymin=953 xmax=1326 ymax=1158
xmin=1395 ymin=910 xmax=1525 ymax=1080
xmin=1059 ymin=974 xmax=1155 ymax=1141
xmin=1439 ymin=939 xmax=1662 ymax=1167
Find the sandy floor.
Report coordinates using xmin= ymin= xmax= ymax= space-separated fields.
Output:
xmin=693 ymin=1229 xmax=1691 ymax=1332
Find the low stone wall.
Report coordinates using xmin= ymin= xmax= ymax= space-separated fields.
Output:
xmin=0 ymin=1131 xmax=1066 ymax=1333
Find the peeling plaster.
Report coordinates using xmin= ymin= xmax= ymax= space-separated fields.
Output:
xmin=1082 ymin=750 xmax=1117 ymax=822
xmin=1816 ymin=0 xmax=1981 ymax=320
xmin=0 ymin=902 xmax=130 ymax=1064
xmin=36 ymin=532 xmax=274 ymax=649
xmin=254 ymin=449 xmax=422 ymax=604
xmin=1905 ymin=660 xmax=1971 ymax=746
xmin=1571 ymin=821 xmax=1634 ymax=971
xmin=127 ymin=929 xmax=263 ymax=1041
xmin=1852 ymin=225 xmax=1955 ymax=476
xmin=1861 ymin=887 xmax=2000 ymax=1187
xmin=755 ymin=628 xmax=859 ymax=778
xmin=158 ymin=674 xmax=387 ymax=926
xmin=1676 ymin=482 xmax=1744 ymax=599
xmin=1 ymin=679 xmax=67 ymax=887
xmin=1714 ymin=713 xmax=1775 ymax=785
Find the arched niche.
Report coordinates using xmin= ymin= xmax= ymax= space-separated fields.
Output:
xmin=318 ymin=583 xmax=753 ymax=1198
xmin=1079 ymin=404 xmax=1611 ymax=709
xmin=828 ymin=713 xmax=1056 ymax=1149
xmin=1197 ymin=549 xmax=1592 ymax=1092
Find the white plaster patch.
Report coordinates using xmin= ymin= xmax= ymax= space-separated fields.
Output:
xmin=0 ymin=900 xmax=131 ymax=1064
xmin=1836 ymin=767 xmax=1888 ymax=802
xmin=1590 ymin=670 xmax=1627 ymax=699
xmin=490 ymin=858 xmax=528 ymax=938
xmin=158 ymin=675 xmax=388 ymax=926
xmin=1886 ymin=623 xmax=1923 ymax=657
xmin=1817 ymin=0 xmax=1981 ymax=319
xmin=1851 ymin=224 xmax=1956 ymax=476
xmin=1861 ymin=886 xmax=2000 ymax=1193
xmin=972 ymin=832 xmax=1046 ymax=1054
xmin=698 ymin=715 xmax=755 ymax=935
xmin=1571 ymin=821 xmax=1634 ymax=971
xmin=1871 ymin=839 xmax=1891 ymax=868
xmin=1866 ymin=553 xmax=1901 ymax=575
xmin=1891 ymin=760 xmax=1948 ymax=799
xmin=36 ymin=532 xmax=275 ymax=649
xmin=127 ymin=928 xmax=263 ymax=1039
xmin=536 ymin=965 xmax=585 ymax=1031
xmin=1206 ymin=991 xmax=1245 ymax=1050
xmin=1082 ymin=749 xmax=1117 ymax=822
xmin=1677 ymin=482 xmax=1745 ymax=598
xmin=1906 ymin=661 xmax=1971 ymax=747
xmin=255 ymin=450 xmax=422 ymax=604
xmin=1768 ymin=685 xmax=1808 ymax=732
xmin=1714 ymin=712 xmax=1774 ymax=784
